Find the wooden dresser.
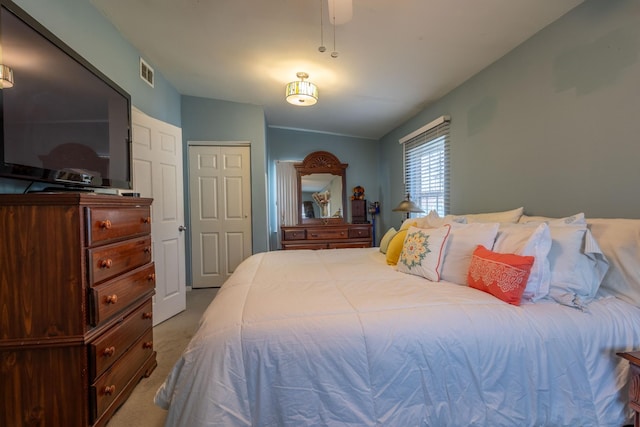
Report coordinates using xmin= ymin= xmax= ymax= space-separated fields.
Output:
xmin=281 ymin=223 xmax=372 ymax=250
xmin=0 ymin=193 xmax=157 ymax=427
xmin=618 ymin=351 xmax=640 ymax=427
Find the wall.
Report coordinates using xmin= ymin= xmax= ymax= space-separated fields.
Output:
xmin=181 ymin=95 xmax=269 ymax=259
xmin=379 ymin=0 xmax=640 ymax=233
xmin=267 ymin=127 xmax=380 ymax=247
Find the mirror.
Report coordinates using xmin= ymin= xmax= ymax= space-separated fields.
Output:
xmin=295 ymin=151 xmax=348 ymax=225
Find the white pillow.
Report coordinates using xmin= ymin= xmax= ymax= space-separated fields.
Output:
xmin=492 ymin=223 xmax=552 ymax=301
xmin=587 ymin=218 xmax=640 ymax=306
xmin=379 ymin=227 xmax=398 ymax=254
xmin=462 ymin=207 xmax=523 ymax=224
xmin=546 ymin=223 xmax=609 ymax=309
xmin=396 ymin=225 xmax=451 ymax=281
xmin=408 ymin=210 xmax=466 ymax=229
xmin=440 ymin=222 xmax=500 ymax=285
xmin=518 ymin=212 xmax=586 ymax=225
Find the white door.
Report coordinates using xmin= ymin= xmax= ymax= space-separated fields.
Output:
xmin=131 ymin=107 xmax=186 ymax=325
xmin=189 ymin=144 xmax=252 ymax=288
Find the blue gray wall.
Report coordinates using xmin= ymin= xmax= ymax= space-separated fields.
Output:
xmin=6 ymin=0 xmax=640 ymax=252
xmin=378 ymin=0 xmax=640 ymax=233
xmin=181 ymin=96 xmax=269 ymax=255
xmin=267 ymin=127 xmax=380 ymax=247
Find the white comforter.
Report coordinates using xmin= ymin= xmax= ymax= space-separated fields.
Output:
xmin=155 ymin=248 xmax=640 ymax=426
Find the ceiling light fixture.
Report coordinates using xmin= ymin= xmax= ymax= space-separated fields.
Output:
xmin=285 ymin=72 xmax=318 ymax=106
xmin=0 ymin=64 xmax=14 ymax=88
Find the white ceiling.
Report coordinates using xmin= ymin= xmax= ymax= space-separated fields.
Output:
xmin=91 ymin=0 xmax=583 ymax=140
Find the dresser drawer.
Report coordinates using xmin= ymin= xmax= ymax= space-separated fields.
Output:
xmin=283 ymin=229 xmax=306 ymax=240
xmin=88 ymin=236 xmax=152 ymax=285
xmin=90 ymin=328 xmax=154 ymax=422
xmin=306 ymin=227 xmax=348 ymax=240
xmin=282 ymin=242 xmax=329 ymax=250
xmin=329 ymin=242 xmax=371 ymax=249
xmin=89 ymin=300 xmax=153 ymax=379
xmin=349 ymin=226 xmax=371 ymax=239
xmin=86 ymin=206 xmax=151 ymax=246
xmin=89 ymin=263 xmax=155 ymax=326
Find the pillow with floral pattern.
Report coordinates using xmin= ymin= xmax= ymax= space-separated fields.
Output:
xmin=396 ymin=225 xmax=451 ymax=281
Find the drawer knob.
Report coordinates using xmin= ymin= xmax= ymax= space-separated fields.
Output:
xmin=147 ymin=273 xmax=156 ymax=282
xmin=142 ymin=312 xmax=153 ymax=320
xmin=631 ymin=374 xmax=640 ymax=402
xmin=311 ymin=234 xmax=318 ymax=238
xmin=100 ymin=220 xmax=112 ymax=230
xmin=144 ymin=247 xmax=151 ymax=254
xmin=102 ymin=346 xmax=116 ymax=357
xmin=105 ymin=294 xmax=118 ymax=304
xmin=100 ymin=259 xmax=113 ymax=269
xmin=143 ymin=341 xmax=153 ymax=349
xmin=143 ymin=216 xmax=152 ymax=224
xmin=103 ymin=385 xmax=116 ymax=396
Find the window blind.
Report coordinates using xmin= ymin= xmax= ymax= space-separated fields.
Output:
xmin=401 ymin=116 xmax=450 ymax=217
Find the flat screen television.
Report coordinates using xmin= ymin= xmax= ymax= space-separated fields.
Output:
xmin=0 ymin=0 xmax=132 ymax=190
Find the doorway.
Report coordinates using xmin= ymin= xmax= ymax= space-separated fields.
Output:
xmin=188 ymin=143 xmax=252 ymax=288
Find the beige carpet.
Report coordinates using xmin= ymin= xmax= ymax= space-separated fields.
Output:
xmin=107 ymin=287 xmax=219 ymax=427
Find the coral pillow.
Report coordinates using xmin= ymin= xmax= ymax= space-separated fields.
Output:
xmin=386 ymin=229 xmax=409 ymax=265
xmin=396 ymin=225 xmax=451 ymax=281
xmin=492 ymin=222 xmax=552 ymax=302
xmin=467 ymin=245 xmax=535 ymax=306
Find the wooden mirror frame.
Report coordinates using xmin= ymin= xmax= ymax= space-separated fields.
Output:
xmin=295 ymin=151 xmax=348 ymax=225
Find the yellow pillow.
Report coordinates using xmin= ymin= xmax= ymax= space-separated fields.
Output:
xmin=400 ymin=219 xmax=418 ymax=230
xmin=386 ymin=229 xmax=409 ymax=265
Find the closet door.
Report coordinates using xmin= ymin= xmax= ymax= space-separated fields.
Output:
xmin=189 ymin=144 xmax=252 ymax=288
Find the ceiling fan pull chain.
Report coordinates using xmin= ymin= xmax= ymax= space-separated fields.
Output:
xmin=318 ymin=0 xmax=326 ymax=53
xmin=331 ymin=0 xmax=339 ymax=58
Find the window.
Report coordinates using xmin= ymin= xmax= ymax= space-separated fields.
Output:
xmin=399 ymin=116 xmax=450 ymax=217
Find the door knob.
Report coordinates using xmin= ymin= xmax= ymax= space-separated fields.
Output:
xmin=178 ymin=225 xmax=187 ymax=232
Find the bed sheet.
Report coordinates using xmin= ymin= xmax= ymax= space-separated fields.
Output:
xmin=155 ymin=248 xmax=640 ymax=426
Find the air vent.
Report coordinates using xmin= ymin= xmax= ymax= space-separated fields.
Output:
xmin=140 ymin=57 xmax=154 ymax=88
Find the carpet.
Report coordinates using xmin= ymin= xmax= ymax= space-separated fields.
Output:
xmin=106 ymin=287 xmax=218 ymax=427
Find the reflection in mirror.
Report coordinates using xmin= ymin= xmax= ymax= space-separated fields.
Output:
xmin=295 ymin=151 xmax=348 ymax=225
xmin=300 ymin=173 xmax=343 ymax=219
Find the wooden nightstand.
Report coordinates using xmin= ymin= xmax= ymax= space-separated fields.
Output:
xmin=618 ymin=351 xmax=640 ymax=427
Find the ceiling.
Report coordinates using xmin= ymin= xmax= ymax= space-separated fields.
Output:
xmin=91 ymin=0 xmax=583 ymax=140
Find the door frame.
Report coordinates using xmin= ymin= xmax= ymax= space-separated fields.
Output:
xmin=185 ymin=140 xmax=252 ymax=287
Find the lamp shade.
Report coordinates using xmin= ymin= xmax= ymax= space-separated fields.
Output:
xmin=392 ymin=193 xmax=424 ymax=218
xmin=285 ymin=72 xmax=318 ymax=106
xmin=0 ymin=64 xmax=14 ymax=89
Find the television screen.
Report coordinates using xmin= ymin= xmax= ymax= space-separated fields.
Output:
xmin=0 ymin=0 xmax=132 ymax=189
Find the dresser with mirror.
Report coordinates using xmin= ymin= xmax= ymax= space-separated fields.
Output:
xmin=280 ymin=151 xmax=372 ymax=250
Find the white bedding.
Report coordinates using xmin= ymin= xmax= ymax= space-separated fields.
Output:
xmin=155 ymin=248 xmax=640 ymax=426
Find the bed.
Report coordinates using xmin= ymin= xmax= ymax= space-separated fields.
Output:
xmin=155 ymin=212 xmax=640 ymax=426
